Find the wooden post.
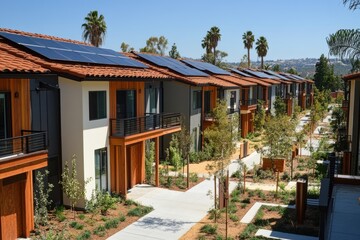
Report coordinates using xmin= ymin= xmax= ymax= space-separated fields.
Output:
xmin=214 ymin=176 xmax=217 ymax=223
xmin=225 ymin=170 xmax=229 ymax=240
xmin=275 ymin=171 xmax=279 ymax=197
xmin=155 ymin=137 xmax=159 ymax=187
xmin=186 ymin=156 xmax=190 ymax=189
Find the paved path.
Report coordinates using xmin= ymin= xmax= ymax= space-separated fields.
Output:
xmin=255 ymin=229 xmax=318 ymax=240
xmin=108 ymin=151 xmax=260 ymax=240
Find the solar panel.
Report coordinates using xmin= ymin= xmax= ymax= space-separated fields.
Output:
xmin=290 ymin=74 xmax=305 ymax=80
xmin=0 ymin=31 xmax=147 ymax=68
xmin=280 ymin=73 xmax=300 ymax=81
xmin=230 ymin=68 xmax=252 ymax=77
xmin=136 ymin=53 xmax=208 ymax=76
xmin=243 ymin=69 xmax=278 ymax=79
xmin=181 ymin=59 xmax=230 ymax=75
xmin=263 ymin=70 xmax=290 ymax=81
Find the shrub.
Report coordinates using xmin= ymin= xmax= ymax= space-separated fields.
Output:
xmin=86 ymin=190 xmax=118 ymax=216
xmin=69 ymin=221 xmax=84 ymax=230
xmin=105 ymin=218 xmax=119 ymax=229
xmin=241 ymin=203 xmax=247 ymax=209
xmin=55 ymin=205 xmax=66 ymax=222
xmin=124 ymin=199 xmax=138 ymax=206
xmin=208 ymin=208 xmax=221 ymax=220
xmin=239 ymin=223 xmax=257 ymax=239
xmin=76 ymin=230 xmax=91 ymax=240
xmin=93 ymin=225 xmax=106 ymax=237
xmin=175 ymin=177 xmax=187 ymax=189
xmin=242 ymin=198 xmax=251 ymax=204
xmin=118 ymin=214 xmax=126 ymax=222
xmin=231 ymin=170 xmax=241 ymax=179
xmin=127 ymin=206 xmax=153 ymax=217
xmin=200 ymin=224 xmax=217 ymax=234
xmin=78 ymin=214 xmax=85 ymax=220
xmin=229 ymin=214 xmax=239 ymax=222
xmin=190 ymin=173 xmax=199 ymax=183
xmin=281 ymin=171 xmax=290 ymax=181
xmin=228 ymin=203 xmax=237 ymax=214
xmin=145 ymin=140 xmax=155 ymax=184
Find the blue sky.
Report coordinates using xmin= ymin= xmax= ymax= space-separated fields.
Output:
xmin=0 ymin=0 xmax=358 ymax=62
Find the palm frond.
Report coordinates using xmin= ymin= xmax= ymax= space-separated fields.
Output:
xmin=343 ymin=0 xmax=360 ymax=10
xmin=327 ymin=29 xmax=360 ymax=61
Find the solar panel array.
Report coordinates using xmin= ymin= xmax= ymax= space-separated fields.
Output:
xmin=290 ymin=74 xmax=306 ymax=81
xmin=263 ymin=70 xmax=290 ymax=81
xmin=181 ymin=59 xmax=230 ymax=75
xmin=280 ymin=73 xmax=301 ymax=81
xmin=0 ymin=31 xmax=147 ymax=68
xmin=230 ymin=68 xmax=252 ymax=77
xmin=243 ymin=69 xmax=278 ymax=79
xmin=136 ymin=53 xmax=208 ymax=77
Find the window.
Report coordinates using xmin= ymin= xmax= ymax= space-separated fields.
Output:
xmin=116 ymin=90 xmax=136 ymax=119
xmin=230 ymin=91 xmax=236 ymax=112
xmin=204 ymin=91 xmax=211 ymax=114
xmin=193 ymin=90 xmax=202 ymax=110
xmin=89 ymin=91 xmax=107 ymax=120
xmin=0 ymin=93 xmax=11 ymax=139
xmin=95 ymin=148 xmax=108 ymax=191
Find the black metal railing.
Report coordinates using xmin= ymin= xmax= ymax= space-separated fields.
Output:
xmin=110 ymin=113 xmax=181 ymax=137
xmin=240 ymin=99 xmax=257 ymax=106
xmin=0 ymin=130 xmax=47 ymax=158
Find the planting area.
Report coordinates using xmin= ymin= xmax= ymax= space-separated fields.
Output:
xmin=181 ymin=186 xmax=319 ymax=240
xmin=32 ymin=198 xmax=153 ymax=240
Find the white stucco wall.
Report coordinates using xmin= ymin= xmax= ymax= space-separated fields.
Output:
xmin=59 ymin=78 xmax=109 ymax=207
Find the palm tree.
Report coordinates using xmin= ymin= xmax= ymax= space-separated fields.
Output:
xmin=343 ymin=0 xmax=360 ymax=10
xmin=242 ymin=31 xmax=255 ymax=68
xmin=327 ymin=29 xmax=360 ymax=61
xmin=201 ymin=34 xmax=212 ymax=54
xmin=82 ymin=10 xmax=107 ymax=47
xmin=255 ymin=36 xmax=269 ymax=69
xmin=208 ymin=26 xmax=221 ymax=64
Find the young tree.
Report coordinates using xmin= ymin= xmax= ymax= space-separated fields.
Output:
xmin=60 ymin=155 xmax=89 ymax=218
xmin=273 ymin=96 xmax=286 ymax=117
xmin=254 ymin=100 xmax=266 ymax=132
xmin=34 ymin=170 xmax=53 ymax=227
xmin=176 ymin=120 xmax=192 ymax=187
xmin=82 ymin=10 xmax=107 ymax=47
xmin=145 ymin=140 xmax=155 ymax=184
xmin=169 ymin=43 xmax=181 ymax=59
xmin=140 ymin=36 xmax=168 ymax=55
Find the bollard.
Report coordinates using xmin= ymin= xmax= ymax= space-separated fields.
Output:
xmin=296 ymin=178 xmax=308 ymax=225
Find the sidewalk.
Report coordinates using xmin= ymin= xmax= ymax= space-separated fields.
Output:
xmin=108 ymin=151 xmax=260 ymax=240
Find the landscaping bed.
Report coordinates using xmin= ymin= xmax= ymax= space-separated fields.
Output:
xmin=32 ymin=199 xmax=153 ymax=240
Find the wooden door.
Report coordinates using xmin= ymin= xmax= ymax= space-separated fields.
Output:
xmin=0 ymin=176 xmax=24 ymax=239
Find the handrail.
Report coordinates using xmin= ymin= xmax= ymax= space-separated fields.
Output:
xmin=110 ymin=113 xmax=181 ymax=137
xmin=0 ymin=130 xmax=47 ymax=158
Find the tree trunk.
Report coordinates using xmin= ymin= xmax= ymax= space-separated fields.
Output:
xmin=213 ymin=47 xmax=216 ymax=65
xmin=261 ymin=56 xmax=264 ymax=69
xmin=247 ymin=48 xmax=250 ymax=68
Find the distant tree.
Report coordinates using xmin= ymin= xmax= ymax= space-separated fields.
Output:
xmin=351 ymin=59 xmax=360 ymax=72
xmin=255 ymin=36 xmax=269 ymax=69
xmin=239 ymin=54 xmax=248 ymax=68
xmin=169 ymin=43 xmax=181 ymax=59
xmin=272 ymin=64 xmax=281 ymax=72
xmin=343 ymin=0 xmax=360 ymax=10
xmin=201 ymin=50 xmax=228 ymax=68
xmin=327 ymin=29 xmax=360 ymax=62
xmin=263 ymin=64 xmax=271 ymax=70
xmin=242 ymin=31 xmax=255 ymax=68
xmin=140 ymin=36 xmax=168 ymax=55
xmin=287 ymin=67 xmax=298 ymax=75
xmin=314 ymin=54 xmax=343 ymax=91
xmin=120 ymin=42 xmax=134 ymax=52
xmin=82 ymin=10 xmax=107 ymax=47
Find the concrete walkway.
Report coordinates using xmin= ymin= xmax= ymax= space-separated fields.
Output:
xmin=108 ymin=151 xmax=260 ymax=240
xmin=255 ymin=229 xmax=318 ymax=240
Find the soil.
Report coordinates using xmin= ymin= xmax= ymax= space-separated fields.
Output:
xmin=32 ymin=200 xmax=150 ymax=239
xmin=180 ymin=189 xmax=296 ymax=239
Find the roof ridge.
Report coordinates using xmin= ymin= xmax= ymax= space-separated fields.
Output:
xmin=0 ymin=28 xmax=92 ymax=46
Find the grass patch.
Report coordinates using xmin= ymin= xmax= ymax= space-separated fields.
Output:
xmin=69 ymin=221 xmax=84 ymax=230
xmin=76 ymin=230 xmax=91 ymax=240
xmin=200 ymin=224 xmax=217 ymax=235
xmin=127 ymin=205 xmax=153 ymax=217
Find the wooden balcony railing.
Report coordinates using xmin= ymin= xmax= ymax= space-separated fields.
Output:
xmin=110 ymin=113 xmax=181 ymax=137
xmin=0 ymin=130 xmax=47 ymax=158
xmin=240 ymin=99 xmax=257 ymax=106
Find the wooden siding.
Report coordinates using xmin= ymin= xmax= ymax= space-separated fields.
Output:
xmin=109 ymin=81 xmax=145 ymax=119
xmin=0 ymin=79 xmax=30 ymax=137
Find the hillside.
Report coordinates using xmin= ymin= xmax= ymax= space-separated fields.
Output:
xmin=227 ymin=58 xmax=352 ymax=78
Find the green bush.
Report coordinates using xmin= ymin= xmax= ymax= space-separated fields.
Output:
xmin=175 ymin=177 xmax=187 ymax=189
xmin=69 ymin=221 xmax=84 ymax=230
xmin=242 ymin=198 xmax=251 ymax=204
xmin=86 ymin=190 xmax=118 ymax=216
xmin=190 ymin=173 xmax=199 ymax=182
xmin=76 ymin=230 xmax=91 ymax=240
xmin=239 ymin=223 xmax=257 ymax=239
xmin=78 ymin=214 xmax=85 ymax=220
xmin=241 ymin=203 xmax=247 ymax=209
xmin=118 ymin=214 xmax=126 ymax=222
xmin=200 ymin=224 xmax=217 ymax=234
xmin=55 ymin=206 xmax=66 ymax=222
xmin=228 ymin=203 xmax=237 ymax=214
xmin=124 ymin=199 xmax=138 ymax=206
xmin=231 ymin=170 xmax=241 ymax=179
xmin=105 ymin=218 xmax=119 ymax=229
xmin=229 ymin=214 xmax=239 ymax=222
xmin=127 ymin=206 xmax=153 ymax=217
xmin=93 ymin=225 xmax=106 ymax=237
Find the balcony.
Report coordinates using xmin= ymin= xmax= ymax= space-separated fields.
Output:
xmin=110 ymin=113 xmax=181 ymax=137
xmin=0 ymin=130 xmax=47 ymax=159
xmin=240 ymin=99 xmax=257 ymax=111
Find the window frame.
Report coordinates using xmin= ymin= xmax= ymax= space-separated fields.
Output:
xmin=89 ymin=91 xmax=107 ymax=121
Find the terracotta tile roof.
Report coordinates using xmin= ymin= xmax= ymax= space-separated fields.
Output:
xmin=214 ymin=74 xmax=256 ymax=87
xmin=0 ymin=29 xmax=172 ymax=80
xmin=236 ymin=76 xmax=271 ymax=87
xmin=126 ymin=52 xmax=237 ymax=87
